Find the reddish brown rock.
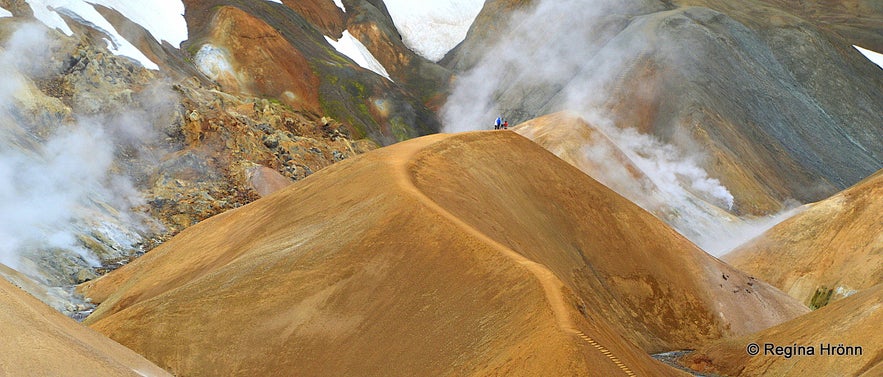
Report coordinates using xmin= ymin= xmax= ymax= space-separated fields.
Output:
xmin=246 ymin=165 xmax=292 ymax=197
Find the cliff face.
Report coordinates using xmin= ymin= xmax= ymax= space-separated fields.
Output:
xmin=178 ymin=0 xmax=446 ymax=144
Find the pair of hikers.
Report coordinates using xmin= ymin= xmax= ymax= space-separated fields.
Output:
xmin=494 ymin=116 xmax=509 ymax=130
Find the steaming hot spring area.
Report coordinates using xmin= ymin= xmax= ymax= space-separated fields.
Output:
xmin=0 ymin=0 xmax=880 ymax=376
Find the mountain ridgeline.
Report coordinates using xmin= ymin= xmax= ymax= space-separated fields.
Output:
xmin=0 ymin=0 xmax=880 ymax=376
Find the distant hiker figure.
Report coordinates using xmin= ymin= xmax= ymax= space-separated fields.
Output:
xmin=494 ymin=116 xmax=502 ymax=130
xmin=502 ymin=120 xmax=509 ymax=130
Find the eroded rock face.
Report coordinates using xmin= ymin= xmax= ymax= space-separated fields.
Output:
xmin=276 ymin=0 xmax=346 ymax=38
xmin=344 ymin=0 xmax=454 ymax=110
xmin=180 ymin=0 xmax=442 ymax=144
xmin=191 ymin=6 xmax=322 ymax=114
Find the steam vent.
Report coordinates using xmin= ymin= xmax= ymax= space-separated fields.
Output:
xmin=0 ymin=1 xmax=880 ymax=376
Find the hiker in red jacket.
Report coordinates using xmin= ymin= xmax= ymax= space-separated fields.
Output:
xmin=502 ymin=120 xmax=509 ymax=130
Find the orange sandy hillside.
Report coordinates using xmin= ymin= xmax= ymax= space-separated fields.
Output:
xmin=0 ymin=272 xmax=170 ymax=377
xmin=409 ymin=132 xmax=805 ymax=352
xmin=725 ymin=170 xmax=883 ymax=307
xmin=682 ymin=283 xmax=883 ymax=376
xmin=81 ymin=132 xmax=803 ymax=376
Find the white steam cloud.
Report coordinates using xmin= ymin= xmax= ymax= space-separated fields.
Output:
xmin=442 ymin=0 xmax=797 ymax=255
xmin=0 ymin=23 xmax=168 ymax=310
xmin=0 ymin=127 xmax=110 ymax=269
xmin=613 ymin=125 xmax=734 ymax=211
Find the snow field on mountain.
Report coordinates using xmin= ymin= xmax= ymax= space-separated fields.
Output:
xmin=325 ymin=31 xmax=392 ymax=81
xmin=25 ymin=0 xmax=188 ymax=70
xmin=854 ymin=45 xmax=883 ymax=69
xmin=376 ymin=0 xmax=484 ymax=62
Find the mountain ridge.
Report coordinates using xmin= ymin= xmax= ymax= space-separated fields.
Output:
xmin=0 ymin=1 xmax=878 ymax=375
xmin=79 ymin=131 xmax=805 ymax=376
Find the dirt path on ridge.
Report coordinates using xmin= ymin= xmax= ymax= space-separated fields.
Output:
xmin=390 ymin=133 xmax=637 ymax=376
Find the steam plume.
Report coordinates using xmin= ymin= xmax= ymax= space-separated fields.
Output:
xmin=441 ymin=0 xmax=797 ymax=255
xmin=0 ymin=23 xmax=170 ymax=310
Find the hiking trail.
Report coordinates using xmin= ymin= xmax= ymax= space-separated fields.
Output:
xmin=391 ymin=134 xmax=637 ymax=376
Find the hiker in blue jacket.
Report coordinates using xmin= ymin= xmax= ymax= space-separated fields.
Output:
xmin=494 ymin=116 xmax=502 ymax=130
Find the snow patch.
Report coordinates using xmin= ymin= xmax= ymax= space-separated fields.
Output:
xmin=265 ymin=0 xmax=283 ymax=4
xmin=0 ymin=7 xmax=12 ymax=18
xmin=854 ymin=45 xmax=883 ymax=70
xmin=24 ymin=0 xmax=189 ymax=69
xmin=27 ymin=0 xmax=187 ymax=45
xmin=332 ymin=0 xmax=345 ymax=13
xmin=325 ymin=31 xmax=392 ymax=81
xmin=383 ymin=0 xmax=484 ymax=61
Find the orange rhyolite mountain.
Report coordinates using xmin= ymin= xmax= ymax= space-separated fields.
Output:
xmin=80 ymin=132 xmax=805 ymax=376
xmin=514 ymin=112 xmax=742 ymax=251
xmin=0 ymin=266 xmax=170 ymax=377
xmin=682 ymin=283 xmax=883 ymax=376
xmin=725 ymin=170 xmax=883 ymax=306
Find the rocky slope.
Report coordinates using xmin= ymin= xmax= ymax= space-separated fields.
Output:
xmin=79 ymin=132 xmax=805 ymax=376
xmin=0 ymin=272 xmax=170 ymax=376
xmin=681 ymin=283 xmax=883 ymax=376
xmin=2 ymin=0 xmax=448 ymax=144
xmin=0 ymin=18 xmax=376 ymax=315
xmin=177 ymin=0 xmax=446 ymax=143
xmin=725 ymin=169 xmax=883 ymax=308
